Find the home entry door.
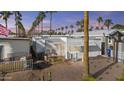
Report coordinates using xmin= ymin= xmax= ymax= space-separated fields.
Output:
xmin=101 ymin=42 xmax=105 ymax=55
xmin=0 ymin=46 xmax=3 ymax=59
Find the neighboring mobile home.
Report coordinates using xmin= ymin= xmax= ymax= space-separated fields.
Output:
xmin=0 ymin=38 xmax=30 ymax=61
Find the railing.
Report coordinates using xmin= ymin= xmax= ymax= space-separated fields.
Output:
xmin=0 ymin=59 xmax=33 ymax=73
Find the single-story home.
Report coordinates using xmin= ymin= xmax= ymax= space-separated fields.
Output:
xmin=0 ymin=37 xmax=30 ymax=61
xmin=32 ymin=30 xmax=114 ymax=60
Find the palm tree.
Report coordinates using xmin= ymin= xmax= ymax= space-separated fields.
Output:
xmin=18 ymin=21 xmax=26 ymax=37
xmin=61 ymin=27 xmax=64 ymax=33
xmin=70 ymin=25 xmax=74 ymax=34
xmin=80 ymin=19 xmax=84 ymax=28
xmin=28 ymin=12 xmax=46 ymax=36
xmin=0 ymin=11 xmax=13 ymax=29
xmin=58 ymin=28 xmax=60 ymax=31
xmin=13 ymin=11 xmax=22 ymax=37
xmin=65 ymin=26 xmax=68 ymax=33
xmin=104 ymin=19 xmax=113 ymax=30
xmin=38 ymin=12 xmax=46 ymax=34
xmin=56 ymin=28 xmax=58 ymax=32
xmin=89 ymin=26 xmax=93 ymax=31
xmin=46 ymin=11 xmax=57 ymax=32
xmin=76 ymin=20 xmax=84 ymax=32
xmin=76 ymin=21 xmax=80 ymax=31
xmin=29 ymin=20 xmax=38 ymax=35
xmin=82 ymin=11 xmax=89 ymax=78
xmin=97 ymin=16 xmax=103 ymax=29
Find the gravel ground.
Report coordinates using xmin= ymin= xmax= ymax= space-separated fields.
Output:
xmin=2 ymin=56 xmax=124 ymax=81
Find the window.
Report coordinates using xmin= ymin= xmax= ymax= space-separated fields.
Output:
xmin=109 ymin=37 xmax=111 ymax=43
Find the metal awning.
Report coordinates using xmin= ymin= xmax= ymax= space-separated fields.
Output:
xmin=109 ymin=31 xmax=124 ymax=42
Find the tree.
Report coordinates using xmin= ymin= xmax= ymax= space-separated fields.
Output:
xmin=76 ymin=20 xmax=84 ymax=32
xmin=13 ymin=11 xmax=22 ymax=37
xmin=28 ymin=11 xmax=46 ymax=36
xmin=58 ymin=28 xmax=60 ymax=31
xmin=104 ymin=19 xmax=113 ymax=30
xmin=89 ymin=26 xmax=93 ymax=31
xmin=61 ymin=27 xmax=64 ymax=33
xmin=38 ymin=12 xmax=46 ymax=34
xmin=70 ymin=25 xmax=74 ymax=34
xmin=65 ymin=26 xmax=68 ymax=33
xmin=97 ymin=16 xmax=103 ymax=29
xmin=18 ymin=21 xmax=26 ymax=37
xmin=82 ymin=11 xmax=89 ymax=78
xmin=76 ymin=21 xmax=80 ymax=29
xmin=46 ymin=11 xmax=57 ymax=32
xmin=0 ymin=11 xmax=13 ymax=29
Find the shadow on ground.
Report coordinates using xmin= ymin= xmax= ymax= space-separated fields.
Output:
xmin=92 ymin=62 xmax=117 ymax=78
xmin=33 ymin=62 xmax=52 ymax=70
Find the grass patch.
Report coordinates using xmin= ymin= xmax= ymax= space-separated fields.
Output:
xmin=117 ymin=70 xmax=124 ymax=81
xmin=83 ymin=76 xmax=96 ymax=81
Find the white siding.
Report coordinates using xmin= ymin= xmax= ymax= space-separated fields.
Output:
xmin=0 ymin=39 xmax=30 ymax=59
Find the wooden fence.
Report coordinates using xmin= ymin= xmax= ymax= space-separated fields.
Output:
xmin=0 ymin=59 xmax=33 ymax=73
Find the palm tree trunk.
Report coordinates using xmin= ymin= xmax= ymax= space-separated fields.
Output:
xmin=108 ymin=26 xmax=109 ymax=31
xmin=38 ymin=24 xmax=40 ymax=36
xmin=50 ymin=13 xmax=52 ymax=32
xmin=41 ymin=20 xmax=43 ymax=35
xmin=15 ymin=12 xmax=18 ymax=37
xmin=5 ymin=19 xmax=8 ymax=29
xmin=82 ymin=11 xmax=89 ymax=78
xmin=16 ymin=25 xmax=17 ymax=37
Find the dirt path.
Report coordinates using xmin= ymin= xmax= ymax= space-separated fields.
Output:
xmin=3 ymin=56 xmax=124 ymax=81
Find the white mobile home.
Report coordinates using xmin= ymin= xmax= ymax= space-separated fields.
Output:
xmin=0 ymin=38 xmax=30 ymax=60
xmin=32 ymin=30 xmax=113 ymax=60
xmin=32 ymin=30 xmax=124 ymax=62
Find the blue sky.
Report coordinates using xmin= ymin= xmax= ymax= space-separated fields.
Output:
xmin=0 ymin=11 xmax=124 ymax=31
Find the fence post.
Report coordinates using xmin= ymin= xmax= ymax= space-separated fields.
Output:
xmin=48 ymin=72 xmax=52 ymax=81
xmin=42 ymin=74 xmax=45 ymax=81
xmin=31 ymin=59 xmax=33 ymax=70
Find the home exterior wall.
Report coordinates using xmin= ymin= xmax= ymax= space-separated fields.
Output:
xmin=33 ymin=35 xmax=104 ymax=60
xmin=32 ymin=37 xmax=66 ymax=57
xmin=0 ymin=39 xmax=30 ymax=59
xmin=117 ymin=42 xmax=124 ymax=62
xmin=32 ymin=30 xmax=118 ymax=60
xmin=67 ymin=36 xmax=102 ymax=59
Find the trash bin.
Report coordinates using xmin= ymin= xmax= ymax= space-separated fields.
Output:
xmin=107 ymin=48 xmax=111 ymax=57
